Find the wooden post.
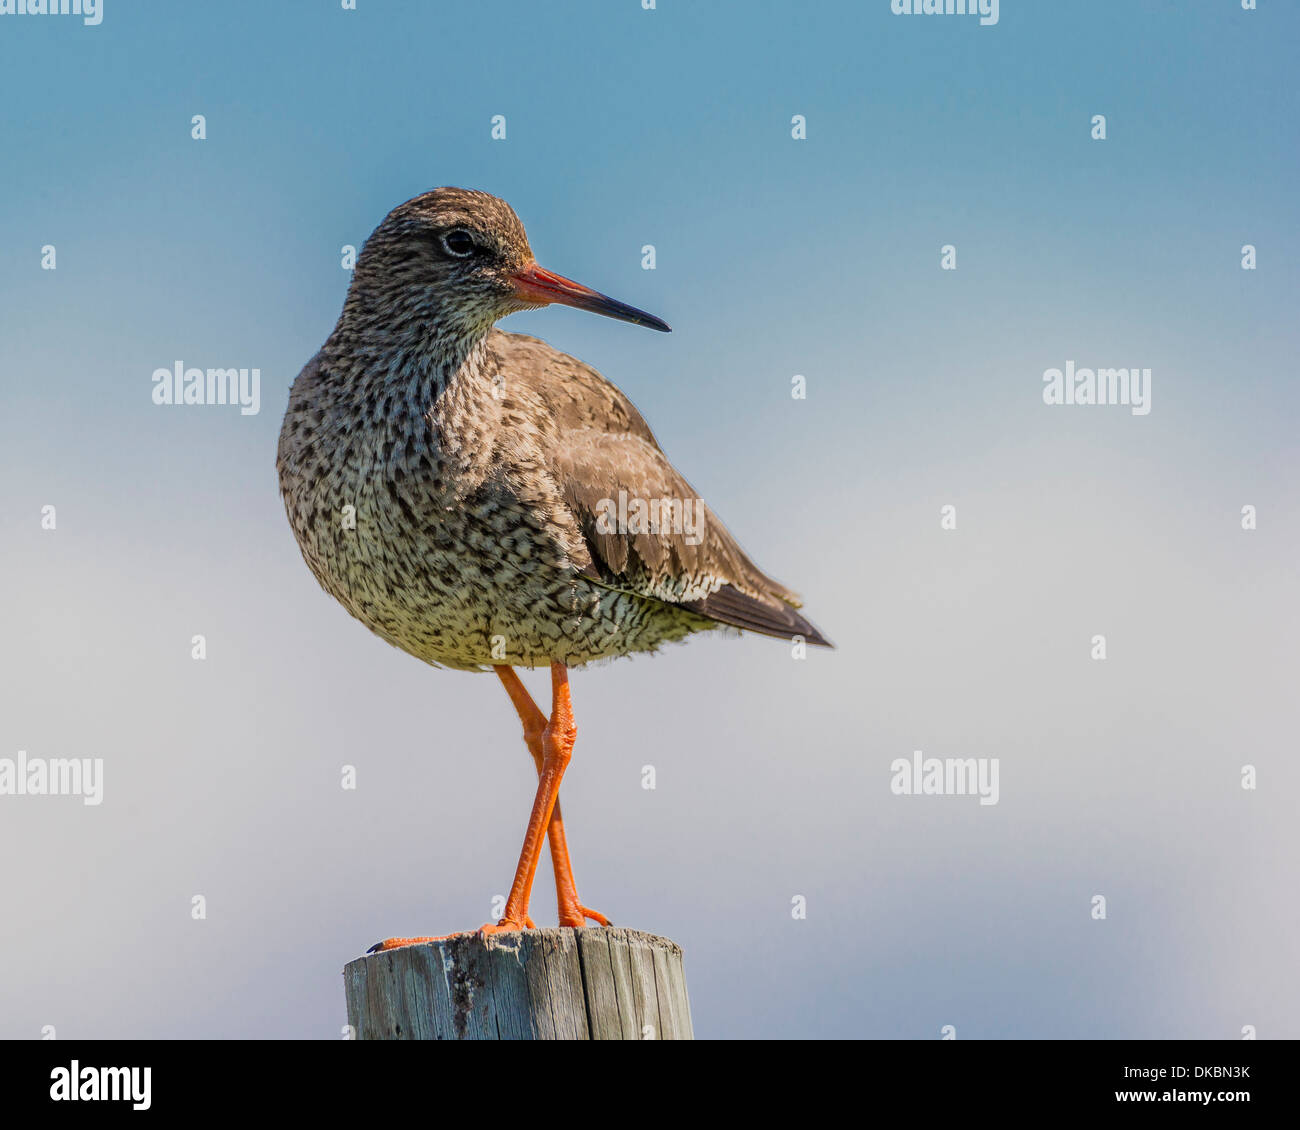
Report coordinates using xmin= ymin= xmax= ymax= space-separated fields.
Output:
xmin=343 ymin=927 xmax=694 ymax=1040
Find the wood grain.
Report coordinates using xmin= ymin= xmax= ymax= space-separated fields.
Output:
xmin=343 ymin=927 xmax=693 ymax=1040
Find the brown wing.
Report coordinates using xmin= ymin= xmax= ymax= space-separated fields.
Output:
xmin=490 ymin=331 xmax=832 ymax=646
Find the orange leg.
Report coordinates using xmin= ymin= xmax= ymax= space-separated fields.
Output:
xmin=494 ymin=665 xmax=609 ymax=929
xmin=478 ymin=661 xmax=577 ymax=936
xmin=371 ymin=661 xmax=598 ymax=953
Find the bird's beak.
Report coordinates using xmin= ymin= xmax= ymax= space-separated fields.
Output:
xmin=509 ymin=263 xmax=671 ymax=332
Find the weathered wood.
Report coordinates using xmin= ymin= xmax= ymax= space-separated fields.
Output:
xmin=343 ymin=927 xmax=693 ymax=1040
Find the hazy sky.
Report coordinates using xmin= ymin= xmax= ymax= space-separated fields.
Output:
xmin=1 ymin=0 xmax=1296 ymax=1039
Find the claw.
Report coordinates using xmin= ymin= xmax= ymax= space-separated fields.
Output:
xmin=558 ymin=904 xmax=611 ymax=928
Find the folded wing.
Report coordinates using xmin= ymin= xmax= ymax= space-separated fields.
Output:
xmin=492 ymin=331 xmax=832 ymax=647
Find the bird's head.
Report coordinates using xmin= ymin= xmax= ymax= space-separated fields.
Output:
xmin=346 ymin=187 xmax=670 ymax=346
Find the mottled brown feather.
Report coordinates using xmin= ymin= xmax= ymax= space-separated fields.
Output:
xmin=489 ymin=330 xmax=832 ymax=647
xmin=279 ymin=188 xmax=831 ymax=671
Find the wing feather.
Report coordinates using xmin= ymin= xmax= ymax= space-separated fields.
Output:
xmin=490 ymin=330 xmax=832 ymax=646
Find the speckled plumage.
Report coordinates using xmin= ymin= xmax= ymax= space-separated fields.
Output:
xmin=277 ymin=188 xmax=829 ymax=672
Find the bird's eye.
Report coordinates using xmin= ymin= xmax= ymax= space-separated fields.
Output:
xmin=441 ymin=229 xmax=477 ymax=258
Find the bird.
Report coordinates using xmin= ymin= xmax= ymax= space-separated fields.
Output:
xmin=276 ymin=188 xmax=831 ymax=950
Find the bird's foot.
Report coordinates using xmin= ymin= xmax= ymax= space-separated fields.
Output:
xmin=478 ymin=917 xmax=532 ymax=937
xmin=367 ymin=934 xmax=454 ymax=952
xmin=369 ymin=915 xmax=536 ymax=952
xmin=558 ymin=904 xmax=611 ymax=928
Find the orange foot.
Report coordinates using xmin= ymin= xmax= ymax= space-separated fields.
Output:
xmin=369 ymin=916 xmax=537 ymax=952
xmin=477 ymin=917 xmax=530 ymax=938
xmin=558 ymin=904 xmax=611 ymax=928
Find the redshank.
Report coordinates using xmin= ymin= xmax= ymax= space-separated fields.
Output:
xmin=277 ymin=188 xmax=831 ymax=948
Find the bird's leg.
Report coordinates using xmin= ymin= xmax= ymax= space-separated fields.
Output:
xmin=480 ymin=661 xmax=579 ymax=936
xmin=495 ymin=665 xmax=609 ymax=928
xmin=367 ymin=663 xmax=594 ymax=953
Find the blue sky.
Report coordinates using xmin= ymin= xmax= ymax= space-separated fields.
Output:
xmin=1 ymin=0 xmax=1297 ymax=1039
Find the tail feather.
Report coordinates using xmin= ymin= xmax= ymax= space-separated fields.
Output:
xmin=683 ymin=585 xmax=833 ymax=648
